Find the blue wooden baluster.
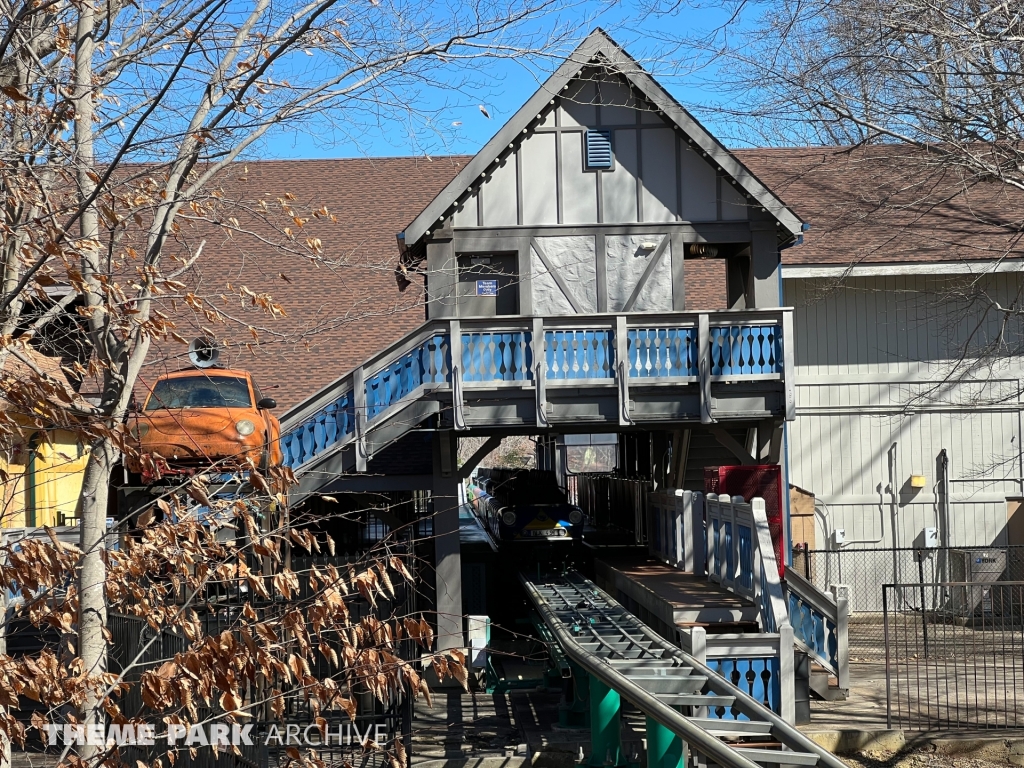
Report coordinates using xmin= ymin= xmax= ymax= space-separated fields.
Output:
xmin=312 ymin=411 xmax=327 ymax=455
xmin=499 ymin=333 xmax=511 ymax=379
xmin=463 ymin=334 xmax=475 ymax=381
xmin=709 ymin=327 xmax=722 ymax=375
xmin=423 ymin=337 xmax=436 ymax=382
xmin=724 ymin=521 xmax=733 ymax=583
xmin=282 ymin=430 xmax=296 ymax=467
xmin=324 ymin=401 xmax=339 ymax=447
xmin=337 ymin=393 xmax=351 ymax=436
xmin=513 ymin=333 xmax=525 ymax=380
xmin=549 ymin=331 xmax=563 ymax=378
xmin=738 ymin=525 xmax=753 ymax=588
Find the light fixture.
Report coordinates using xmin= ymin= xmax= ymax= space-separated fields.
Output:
xmin=910 ymin=474 xmax=927 ymax=489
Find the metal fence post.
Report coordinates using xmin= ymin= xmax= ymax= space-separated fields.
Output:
xmin=882 ymin=585 xmax=892 ymax=729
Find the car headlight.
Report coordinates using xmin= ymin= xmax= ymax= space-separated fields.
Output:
xmin=568 ymin=509 xmax=583 ymax=525
xmin=501 ymin=510 xmax=517 ymax=526
xmin=129 ymin=423 xmax=150 ymax=439
xmin=235 ymin=419 xmax=256 ymax=437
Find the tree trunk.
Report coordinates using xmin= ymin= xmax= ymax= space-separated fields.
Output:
xmin=74 ymin=0 xmax=106 ymax=763
xmin=77 ymin=441 xmax=113 ymax=764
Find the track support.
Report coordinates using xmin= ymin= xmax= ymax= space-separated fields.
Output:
xmin=589 ymin=675 xmax=625 ymax=767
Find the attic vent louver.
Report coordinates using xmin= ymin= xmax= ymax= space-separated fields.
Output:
xmin=585 ymin=130 xmax=613 ymax=169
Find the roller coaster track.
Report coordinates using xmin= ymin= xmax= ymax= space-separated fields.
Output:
xmin=523 ymin=572 xmax=847 ymax=768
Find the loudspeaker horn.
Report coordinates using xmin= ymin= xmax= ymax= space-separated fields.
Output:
xmin=188 ymin=337 xmax=220 ymax=369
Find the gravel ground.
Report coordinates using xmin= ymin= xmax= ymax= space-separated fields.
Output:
xmin=844 ymin=750 xmax=1018 ymax=768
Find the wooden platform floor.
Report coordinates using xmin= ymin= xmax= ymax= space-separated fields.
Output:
xmin=594 ymin=554 xmax=760 ymax=629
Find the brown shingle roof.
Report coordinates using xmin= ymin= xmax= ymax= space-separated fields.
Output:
xmin=143 ymin=157 xmax=469 ymax=410
xmin=735 ymin=145 xmax=1024 ymax=265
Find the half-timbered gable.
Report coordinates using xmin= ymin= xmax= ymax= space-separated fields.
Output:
xmin=400 ymin=29 xmax=804 ymax=320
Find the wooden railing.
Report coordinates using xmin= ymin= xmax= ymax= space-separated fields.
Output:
xmin=705 ymin=494 xmax=790 ymax=634
xmin=785 ymin=568 xmax=851 ymax=694
xmin=678 ymin=625 xmax=796 ymax=724
xmin=279 ymin=309 xmax=795 ymax=473
xmin=647 ymin=488 xmax=705 ymax=574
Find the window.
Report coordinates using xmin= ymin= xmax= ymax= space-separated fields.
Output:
xmin=585 ymin=130 xmax=613 ymax=170
xmin=565 ymin=433 xmax=617 ymax=474
xmin=144 ymin=375 xmax=252 ymax=410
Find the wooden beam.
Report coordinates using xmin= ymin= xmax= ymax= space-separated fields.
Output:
xmin=672 ymin=429 xmax=691 ymax=489
xmin=710 ymin=426 xmax=756 ymax=466
xmin=757 ymin=418 xmax=775 ymax=461
xmin=458 ymin=435 xmax=502 ymax=479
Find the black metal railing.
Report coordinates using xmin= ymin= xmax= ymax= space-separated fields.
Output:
xmin=574 ymin=474 xmax=650 ymax=543
xmin=794 ymin=545 xmax=1024 ymax=661
xmin=883 ymin=581 xmax=1024 ymax=729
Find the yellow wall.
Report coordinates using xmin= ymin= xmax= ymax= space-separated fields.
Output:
xmin=1 ymin=428 xmax=89 ymax=528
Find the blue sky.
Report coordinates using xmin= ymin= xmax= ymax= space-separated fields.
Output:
xmin=263 ymin=2 xmax=747 ymax=161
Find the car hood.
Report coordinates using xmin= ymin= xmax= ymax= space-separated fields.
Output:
xmin=138 ymin=408 xmax=245 ymax=436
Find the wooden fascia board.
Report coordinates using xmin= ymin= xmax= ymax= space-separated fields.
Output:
xmin=608 ymin=56 xmax=805 ymax=238
xmin=402 ymin=33 xmax=608 ymax=247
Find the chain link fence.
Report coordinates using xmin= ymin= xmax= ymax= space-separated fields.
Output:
xmin=793 ymin=545 xmax=1024 ymax=660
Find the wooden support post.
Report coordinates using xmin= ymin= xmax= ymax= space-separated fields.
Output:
xmin=782 ymin=308 xmax=796 ymax=421
xmin=432 ymin=431 xmax=464 ymax=650
xmin=449 ymin=320 xmax=466 ymax=430
xmin=533 ymin=317 xmax=549 ymax=428
xmin=353 ymin=365 xmax=367 ymax=472
xmin=698 ymin=314 xmax=712 ymax=424
xmin=615 ymin=315 xmax=632 ymax=426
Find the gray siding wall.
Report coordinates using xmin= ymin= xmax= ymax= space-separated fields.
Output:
xmin=785 ymin=273 xmax=1024 ymax=551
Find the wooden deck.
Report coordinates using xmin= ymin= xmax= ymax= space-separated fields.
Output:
xmin=594 ymin=555 xmax=760 ymax=631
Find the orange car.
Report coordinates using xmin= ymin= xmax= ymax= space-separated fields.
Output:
xmin=126 ymin=369 xmax=282 ymax=480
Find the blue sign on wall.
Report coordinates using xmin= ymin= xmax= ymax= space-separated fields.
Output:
xmin=476 ymin=279 xmax=499 ymax=296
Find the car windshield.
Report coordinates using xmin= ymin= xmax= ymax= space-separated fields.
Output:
xmin=144 ymin=375 xmax=252 ymax=410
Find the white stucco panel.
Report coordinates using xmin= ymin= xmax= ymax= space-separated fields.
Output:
xmin=530 ymin=236 xmax=597 ymax=315
xmin=606 ymin=235 xmax=673 ymax=312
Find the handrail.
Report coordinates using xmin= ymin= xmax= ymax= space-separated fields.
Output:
xmin=706 ymin=494 xmax=790 ymax=633
xmin=524 ymin=574 xmax=848 ymax=768
xmin=280 ymin=309 xmax=794 ymax=475
xmin=785 ymin=566 xmax=850 ymax=691
xmin=283 ymin=308 xmax=793 ymax=427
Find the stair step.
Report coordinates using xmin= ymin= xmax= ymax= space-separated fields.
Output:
xmin=687 ymin=719 xmax=773 ymax=736
xmin=734 ymin=749 xmax=819 ymax=766
xmin=631 ymin=675 xmax=707 ymax=694
xmin=654 ymin=694 xmax=734 ymax=706
xmin=807 ymin=669 xmax=847 ymax=702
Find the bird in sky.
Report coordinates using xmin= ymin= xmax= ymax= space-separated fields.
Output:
xmin=478 ymin=104 xmax=491 ymax=119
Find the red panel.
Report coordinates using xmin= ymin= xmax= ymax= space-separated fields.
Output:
xmin=705 ymin=465 xmax=786 ymax=577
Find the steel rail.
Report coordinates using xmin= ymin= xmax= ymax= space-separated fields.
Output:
xmin=524 ymin=577 xmax=764 ymax=768
xmin=525 ymin=574 xmax=849 ymax=768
